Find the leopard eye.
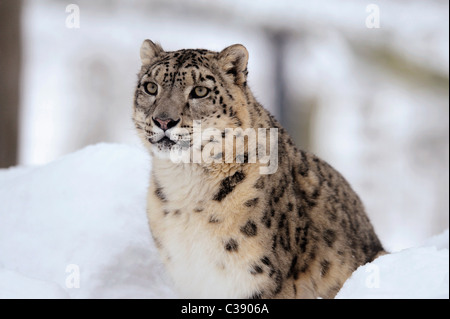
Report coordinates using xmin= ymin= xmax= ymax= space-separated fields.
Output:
xmin=191 ymin=86 xmax=210 ymax=99
xmin=144 ymin=82 xmax=158 ymax=95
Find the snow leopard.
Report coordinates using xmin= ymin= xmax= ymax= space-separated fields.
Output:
xmin=132 ymin=39 xmax=385 ymax=298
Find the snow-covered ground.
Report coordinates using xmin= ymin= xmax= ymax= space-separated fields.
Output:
xmin=0 ymin=144 xmax=448 ymax=298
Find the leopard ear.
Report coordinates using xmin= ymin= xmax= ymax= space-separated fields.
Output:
xmin=218 ymin=44 xmax=249 ymax=86
xmin=140 ymin=39 xmax=164 ymax=65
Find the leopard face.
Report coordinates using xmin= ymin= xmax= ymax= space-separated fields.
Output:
xmin=133 ymin=40 xmax=252 ymax=159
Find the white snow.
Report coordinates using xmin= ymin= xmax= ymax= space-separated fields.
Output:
xmin=0 ymin=143 xmax=176 ymax=298
xmin=0 ymin=143 xmax=448 ymax=298
xmin=336 ymin=245 xmax=449 ymax=299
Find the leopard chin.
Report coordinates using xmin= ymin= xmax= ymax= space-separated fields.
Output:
xmin=157 ymin=136 xmax=176 ymax=147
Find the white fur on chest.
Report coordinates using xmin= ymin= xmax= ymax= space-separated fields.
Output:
xmin=161 ymin=215 xmax=254 ymax=298
xmin=148 ymin=160 xmax=262 ymax=298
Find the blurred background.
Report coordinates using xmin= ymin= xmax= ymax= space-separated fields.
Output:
xmin=0 ymin=0 xmax=448 ymax=251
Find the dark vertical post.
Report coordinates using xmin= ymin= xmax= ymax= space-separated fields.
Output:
xmin=269 ymin=31 xmax=288 ymax=126
xmin=0 ymin=0 xmax=22 ymax=168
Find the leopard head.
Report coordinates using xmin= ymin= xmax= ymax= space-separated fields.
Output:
xmin=133 ymin=40 xmax=252 ymax=159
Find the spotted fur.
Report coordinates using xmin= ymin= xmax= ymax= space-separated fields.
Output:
xmin=133 ymin=40 xmax=385 ymax=299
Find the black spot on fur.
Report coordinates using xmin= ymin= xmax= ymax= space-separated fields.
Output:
xmin=225 ymin=239 xmax=239 ymax=252
xmin=311 ymin=188 xmax=320 ymax=199
xmin=261 ymin=209 xmax=272 ymax=228
xmin=206 ymin=75 xmax=216 ymax=82
xmin=301 ymin=190 xmax=317 ymax=208
xmin=209 ymin=215 xmax=220 ymax=223
xmin=300 ymin=264 xmax=309 ymax=273
xmin=320 ymin=260 xmax=331 ymax=277
xmin=154 ymin=186 xmax=166 ymax=202
xmin=278 ymin=213 xmax=286 ymax=229
xmin=309 ymin=245 xmax=317 ymax=261
xmin=213 ymin=171 xmax=246 ymax=201
xmin=244 ymin=197 xmax=259 ymax=207
xmin=194 ymin=207 xmax=204 ymax=213
xmin=260 ymin=256 xmax=276 ymax=277
xmin=327 ymin=210 xmax=338 ymax=222
xmin=323 ymin=229 xmax=336 ymax=248
xmin=261 ymin=256 xmax=271 ymax=266
xmin=280 ymin=226 xmax=291 ymax=252
xmin=277 ymin=214 xmax=291 ymax=251
xmin=294 ymin=227 xmax=301 ymax=245
xmin=287 ymin=202 xmax=293 ymax=211
xmin=240 ymin=220 xmax=257 ymax=237
xmin=287 ymin=255 xmax=299 ymax=280
xmin=254 ymin=178 xmax=265 ymax=189
xmin=297 ymin=205 xmax=306 ymax=218
xmin=152 ymin=234 xmax=162 ymax=248
xmin=249 ymin=291 xmax=263 ymax=299
xmin=273 ymin=270 xmax=283 ymax=295
xmin=250 ymin=264 xmax=263 ymax=275
xmin=227 ymin=65 xmax=238 ymax=77
xmin=271 ymin=234 xmax=277 ymax=251
xmin=298 ymin=152 xmax=309 ymax=177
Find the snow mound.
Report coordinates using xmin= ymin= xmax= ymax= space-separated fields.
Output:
xmin=0 ymin=143 xmax=176 ymax=298
xmin=0 ymin=143 xmax=448 ymax=298
xmin=422 ymin=229 xmax=449 ymax=250
xmin=0 ymin=268 xmax=69 ymax=299
xmin=336 ymin=245 xmax=449 ymax=299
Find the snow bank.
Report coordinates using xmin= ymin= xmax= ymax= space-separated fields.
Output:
xmin=0 ymin=143 xmax=176 ymax=298
xmin=0 ymin=143 xmax=448 ymax=298
xmin=336 ymin=245 xmax=449 ymax=299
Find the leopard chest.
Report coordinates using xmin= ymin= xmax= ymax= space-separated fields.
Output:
xmin=147 ymin=165 xmax=266 ymax=298
xmin=154 ymin=211 xmax=254 ymax=298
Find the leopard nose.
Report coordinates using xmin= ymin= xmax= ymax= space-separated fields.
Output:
xmin=152 ymin=117 xmax=180 ymax=131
